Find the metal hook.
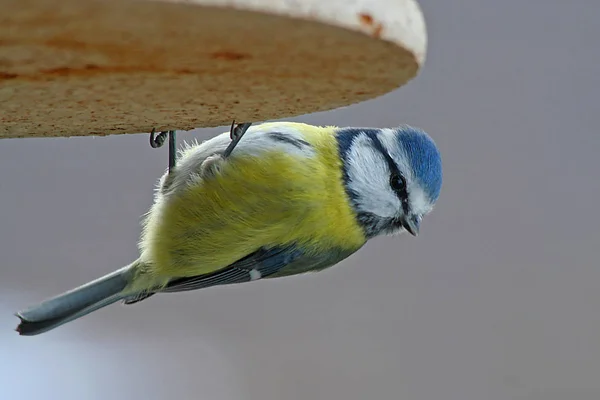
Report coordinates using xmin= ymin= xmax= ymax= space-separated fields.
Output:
xmin=223 ymin=121 xmax=252 ymax=158
xmin=149 ymin=128 xmax=177 ymax=173
xmin=150 ymin=128 xmax=168 ymax=148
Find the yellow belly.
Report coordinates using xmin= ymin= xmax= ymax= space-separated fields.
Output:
xmin=140 ymin=123 xmax=366 ymax=280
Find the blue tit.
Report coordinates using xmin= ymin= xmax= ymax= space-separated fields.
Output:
xmin=15 ymin=121 xmax=443 ymax=336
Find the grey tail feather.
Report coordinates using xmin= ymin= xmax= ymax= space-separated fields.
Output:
xmin=15 ymin=262 xmax=139 ymax=336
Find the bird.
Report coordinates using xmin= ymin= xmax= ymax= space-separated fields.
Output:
xmin=14 ymin=121 xmax=443 ymax=336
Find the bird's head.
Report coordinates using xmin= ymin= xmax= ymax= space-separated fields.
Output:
xmin=337 ymin=126 xmax=443 ymax=238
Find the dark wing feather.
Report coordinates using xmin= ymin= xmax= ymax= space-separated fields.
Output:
xmin=122 ymin=244 xmax=361 ymax=304
xmin=123 ymin=291 xmax=155 ymax=304
xmin=160 ymin=245 xmax=304 ymax=293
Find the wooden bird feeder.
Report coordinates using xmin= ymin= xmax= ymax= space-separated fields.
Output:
xmin=0 ymin=0 xmax=427 ymax=138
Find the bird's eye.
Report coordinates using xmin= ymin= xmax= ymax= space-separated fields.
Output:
xmin=390 ymin=173 xmax=407 ymax=193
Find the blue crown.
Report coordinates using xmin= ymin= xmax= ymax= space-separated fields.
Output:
xmin=395 ymin=126 xmax=443 ymax=203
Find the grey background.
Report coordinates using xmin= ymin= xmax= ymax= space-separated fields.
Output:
xmin=1 ymin=1 xmax=599 ymax=399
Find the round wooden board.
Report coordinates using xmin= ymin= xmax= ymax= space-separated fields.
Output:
xmin=0 ymin=0 xmax=427 ymax=138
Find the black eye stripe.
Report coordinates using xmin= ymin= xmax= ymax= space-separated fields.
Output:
xmin=365 ymin=132 xmax=398 ymax=174
xmin=366 ymin=132 xmax=410 ymax=214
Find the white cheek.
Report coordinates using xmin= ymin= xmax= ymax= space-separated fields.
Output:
xmin=367 ymin=194 xmax=401 ymax=219
xmin=346 ymin=135 xmax=400 ymax=218
xmin=409 ymin=186 xmax=433 ymax=216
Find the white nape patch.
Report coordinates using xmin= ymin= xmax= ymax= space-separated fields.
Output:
xmin=158 ymin=123 xmax=316 ymax=195
xmin=345 ymin=132 xmax=400 ymax=219
xmin=249 ymin=269 xmax=262 ymax=281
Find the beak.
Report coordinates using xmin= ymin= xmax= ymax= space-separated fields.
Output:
xmin=401 ymin=214 xmax=421 ymax=237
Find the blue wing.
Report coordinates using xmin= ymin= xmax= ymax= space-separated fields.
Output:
xmin=123 ymin=244 xmax=360 ymax=304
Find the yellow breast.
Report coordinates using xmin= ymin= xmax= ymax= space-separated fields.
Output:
xmin=140 ymin=122 xmax=366 ymax=279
